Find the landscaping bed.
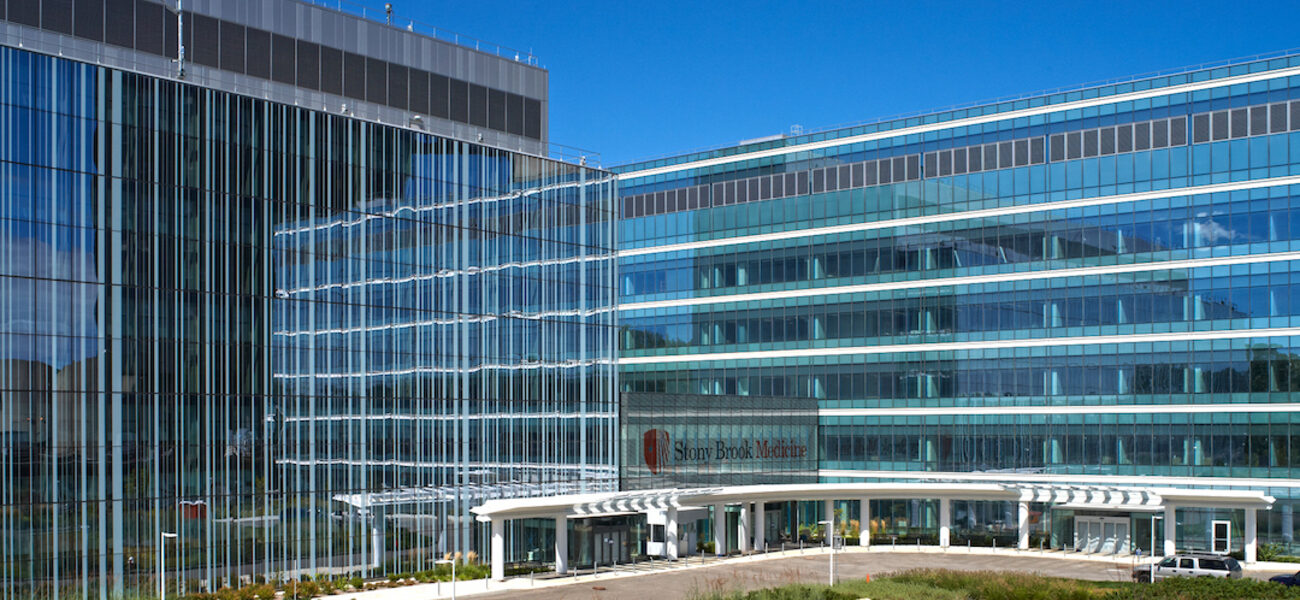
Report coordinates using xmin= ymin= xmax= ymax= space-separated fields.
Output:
xmin=689 ymin=568 xmax=1300 ymax=600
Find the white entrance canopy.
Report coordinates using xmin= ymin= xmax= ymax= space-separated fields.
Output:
xmin=471 ymin=482 xmax=1274 ymax=580
xmin=472 ymin=482 xmax=1273 ymax=521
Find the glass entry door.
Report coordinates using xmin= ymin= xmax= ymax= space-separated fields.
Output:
xmin=1075 ymin=516 xmax=1131 ymax=554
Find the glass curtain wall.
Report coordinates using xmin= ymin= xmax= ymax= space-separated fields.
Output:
xmin=616 ymin=52 xmax=1300 ymax=556
xmin=0 ymin=46 xmax=616 ymax=600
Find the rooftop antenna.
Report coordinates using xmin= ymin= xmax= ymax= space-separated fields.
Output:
xmin=384 ymin=3 xmax=393 ymax=26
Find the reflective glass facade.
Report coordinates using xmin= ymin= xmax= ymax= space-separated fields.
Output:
xmin=617 ymin=55 xmax=1300 ymax=551
xmin=619 ymin=392 xmax=817 ymax=490
xmin=0 ymin=40 xmax=615 ymax=599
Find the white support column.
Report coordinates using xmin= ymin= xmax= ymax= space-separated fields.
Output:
xmin=554 ymin=516 xmax=568 ymax=574
xmin=1017 ymin=501 xmax=1030 ymax=550
xmin=491 ymin=518 xmax=505 ymax=581
xmin=713 ymin=503 xmax=726 ymax=556
xmin=754 ymin=503 xmax=766 ymax=552
xmin=1163 ymin=505 xmax=1177 ymax=557
xmin=665 ymin=507 xmax=679 ymax=560
xmin=1284 ymin=504 xmax=1294 ymax=545
xmin=859 ymin=498 xmax=870 ymax=547
xmin=738 ymin=503 xmax=750 ymax=552
xmin=824 ymin=499 xmax=835 ymax=531
xmin=939 ymin=498 xmax=952 ymax=548
xmin=1246 ymin=508 xmax=1258 ymax=564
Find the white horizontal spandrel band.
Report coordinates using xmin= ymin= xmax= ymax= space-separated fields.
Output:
xmin=820 ymin=402 xmax=1300 ymax=418
xmin=621 ymin=174 xmax=1300 ymax=259
xmin=619 ymin=249 xmax=1300 ymax=313
xmin=617 ymin=326 xmax=1300 ymax=364
xmin=820 ymin=469 xmax=1300 ymax=489
xmin=621 ymin=65 xmax=1300 ymax=180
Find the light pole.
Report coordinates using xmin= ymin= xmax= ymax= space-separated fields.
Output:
xmin=818 ymin=520 xmax=835 ymax=586
xmin=435 ymin=559 xmax=456 ymax=600
xmin=159 ymin=531 xmax=178 ymax=600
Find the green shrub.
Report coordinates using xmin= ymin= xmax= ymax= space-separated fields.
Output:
xmin=886 ymin=569 xmax=1102 ymax=600
xmin=238 ymin=583 xmax=275 ymax=600
xmin=186 ymin=582 xmax=276 ymax=600
xmin=693 ymin=569 xmax=1300 ymax=600
xmin=1260 ymin=543 xmax=1300 ymax=562
xmin=1107 ymin=576 xmax=1300 ymax=599
xmin=831 ymin=580 xmax=965 ymax=600
xmin=689 ymin=579 xmax=968 ymax=600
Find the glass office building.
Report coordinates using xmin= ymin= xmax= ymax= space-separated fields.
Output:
xmin=616 ymin=53 xmax=1300 ymax=556
xmin=0 ymin=1 xmax=615 ymax=598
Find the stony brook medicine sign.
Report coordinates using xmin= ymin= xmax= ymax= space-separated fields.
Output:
xmin=642 ymin=428 xmax=809 ymax=474
xmin=621 ymin=392 xmax=818 ymax=488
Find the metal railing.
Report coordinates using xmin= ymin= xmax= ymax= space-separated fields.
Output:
xmin=296 ymin=0 xmax=540 ymax=66
xmin=548 ymin=142 xmax=604 ymax=168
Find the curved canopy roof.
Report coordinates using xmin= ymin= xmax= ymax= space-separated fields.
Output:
xmin=471 ymin=482 xmax=1275 ymax=522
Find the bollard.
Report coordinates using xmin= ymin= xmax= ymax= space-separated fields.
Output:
xmin=968 ymin=540 xmax=971 ymax=552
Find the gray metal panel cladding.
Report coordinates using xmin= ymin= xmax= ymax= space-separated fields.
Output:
xmin=0 ymin=0 xmax=549 ymax=146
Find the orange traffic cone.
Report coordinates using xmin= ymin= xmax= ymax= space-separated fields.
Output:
xmin=863 ymin=573 xmax=871 ymax=582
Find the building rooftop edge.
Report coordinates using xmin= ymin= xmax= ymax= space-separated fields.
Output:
xmin=613 ymin=47 xmax=1300 ymax=174
xmin=294 ymin=0 xmax=545 ymax=71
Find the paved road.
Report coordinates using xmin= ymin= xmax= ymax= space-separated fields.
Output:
xmin=473 ymin=551 xmax=1152 ymax=600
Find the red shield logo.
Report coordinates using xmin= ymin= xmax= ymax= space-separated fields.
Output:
xmin=643 ymin=429 xmax=670 ymax=474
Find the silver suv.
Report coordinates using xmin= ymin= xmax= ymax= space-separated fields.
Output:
xmin=1132 ymin=553 xmax=1243 ymax=581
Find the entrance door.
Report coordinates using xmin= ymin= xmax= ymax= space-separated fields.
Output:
xmin=1087 ymin=521 xmax=1102 ymax=553
xmin=1100 ymin=522 xmax=1130 ymax=554
xmin=1212 ymin=520 xmax=1231 ymax=554
xmin=1100 ymin=522 xmax=1117 ymax=554
xmin=726 ymin=508 xmax=739 ymax=554
xmin=1074 ymin=519 xmax=1102 ymax=552
xmin=1115 ymin=522 xmax=1130 ymax=554
xmin=1075 ymin=516 xmax=1131 ymax=554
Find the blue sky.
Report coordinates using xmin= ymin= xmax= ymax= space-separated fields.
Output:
xmin=403 ymin=0 xmax=1300 ymax=166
